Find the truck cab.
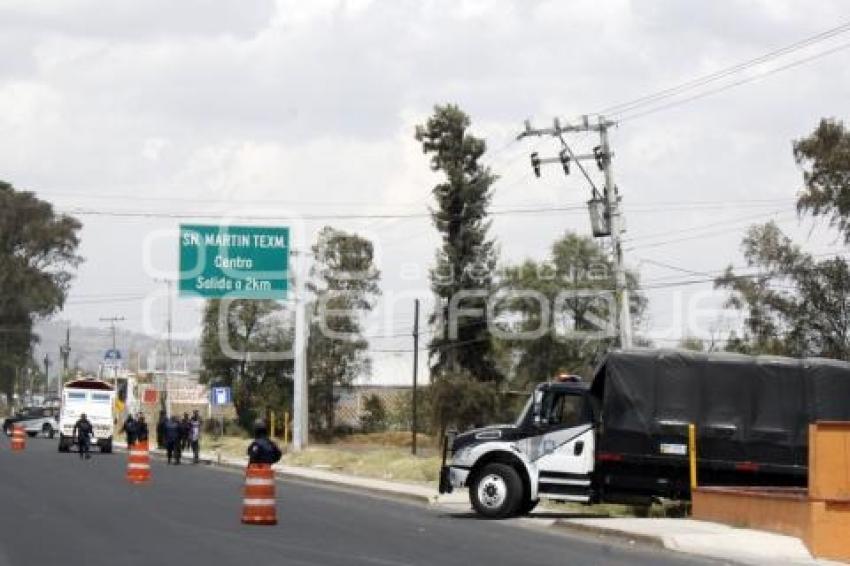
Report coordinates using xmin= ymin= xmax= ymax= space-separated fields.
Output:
xmin=439 ymin=377 xmax=596 ymax=518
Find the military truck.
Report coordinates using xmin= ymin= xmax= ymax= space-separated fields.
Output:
xmin=439 ymin=349 xmax=850 ymax=518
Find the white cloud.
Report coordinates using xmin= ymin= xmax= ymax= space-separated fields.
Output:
xmin=0 ymin=0 xmax=847 ymax=365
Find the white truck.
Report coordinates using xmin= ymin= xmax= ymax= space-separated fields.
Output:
xmin=57 ymin=378 xmax=116 ymax=453
xmin=439 ymin=350 xmax=850 ymax=519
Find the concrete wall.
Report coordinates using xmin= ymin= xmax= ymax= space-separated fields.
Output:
xmin=692 ymin=422 xmax=850 ymax=562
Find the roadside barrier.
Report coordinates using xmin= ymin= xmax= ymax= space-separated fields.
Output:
xmin=11 ymin=425 xmax=26 ymax=451
xmin=241 ymin=463 xmax=277 ymax=525
xmin=126 ymin=440 xmax=151 ymax=484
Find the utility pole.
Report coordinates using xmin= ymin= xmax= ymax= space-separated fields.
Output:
xmin=154 ymin=279 xmax=174 ymax=417
xmin=411 ymin=298 xmax=420 ymax=456
xmin=43 ymin=354 xmax=50 ymax=396
xmin=99 ymin=315 xmax=125 ymax=390
xmin=100 ymin=316 xmax=125 ymax=350
xmin=598 ymin=120 xmax=633 ymax=348
xmin=518 ymin=115 xmax=633 ymax=348
xmin=59 ymin=327 xmax=70 ymax=394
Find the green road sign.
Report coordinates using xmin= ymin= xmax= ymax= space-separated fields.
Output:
xmin=179 ymin=224 xmax=289 ymax=299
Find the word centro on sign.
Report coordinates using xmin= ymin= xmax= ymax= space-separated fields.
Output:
xmin=214 ymin=255 xmax=253 ymax=269
xmin=195 ymin=276 xmax=273 ymax=292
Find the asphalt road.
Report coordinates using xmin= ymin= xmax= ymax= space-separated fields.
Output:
xmin=0 ymin=436 xmax=717 ymax=566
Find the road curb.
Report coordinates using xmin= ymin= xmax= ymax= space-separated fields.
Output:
xmin=275 ymin=470 xmax=437 ymax=506
xmin=115 ymin=442 xmax=437 ymax=506
xmin=551 ymin=519 xmax=666 ymax=549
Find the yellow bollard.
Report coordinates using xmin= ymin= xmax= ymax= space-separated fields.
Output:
xmin=270 ymin=411 xmax=276 ymax=439
xmin=688 ymin=423 xmax=698 ymax=490
xmin=284 ymin=411 xmax=289 ymax=446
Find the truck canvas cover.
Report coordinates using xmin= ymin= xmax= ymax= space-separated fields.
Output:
xmin=590 ymin=349 xmax=850 ymax=467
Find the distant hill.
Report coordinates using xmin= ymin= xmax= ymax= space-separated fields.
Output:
xmin=33 ymin=320 xmax=199 ymax=376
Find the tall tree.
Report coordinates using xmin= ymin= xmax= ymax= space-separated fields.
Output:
xmin=415 ymin=104 xmax=500 ymax=382
xmin=794 ymin=118 xmax=850 ymax=242
xmin=0 ymin=181 xmax=82 ymax=404
xmin=199 ymin=299 xmax=293 ymax=429
xmin=715 ymin=221 xmax=850 ymax=360
xmin=307 ymin=226 xmax=380 ymax=437
xmin=498 ymin=233 xmax=646 ymax=388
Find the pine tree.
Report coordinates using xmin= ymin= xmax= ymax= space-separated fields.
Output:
xmin=415 ymin=104 xmax=500 ymax=382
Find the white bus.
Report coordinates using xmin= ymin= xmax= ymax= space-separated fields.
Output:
xmin=58 ymin=378 xmax=115 ymax=453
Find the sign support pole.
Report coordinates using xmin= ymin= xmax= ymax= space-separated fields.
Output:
xmin=292 ymin=250 xmax=309 ymax=452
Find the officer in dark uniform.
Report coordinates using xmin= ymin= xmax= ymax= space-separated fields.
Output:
xmin=247 ymin=419 xmax=282 ymax=465
xmin=121 ymin=413 xmax=137 ymax=447
xmin=165 ymin=415 xmax=181 ymax=464
xmin=135 ymin=413 xmax=149 ymax=443
xmin=156 ymin=410 xmax=167 ymax=449
xmin=73 ymin=413 xmax=94 ymax=460
xmin=179 ymin=413 xmax=191 ymax=451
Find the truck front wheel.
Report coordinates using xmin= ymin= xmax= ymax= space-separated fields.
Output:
xmin=469 ymin=463 xmax=523 ymax=519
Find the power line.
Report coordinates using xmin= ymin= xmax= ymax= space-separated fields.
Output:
xmin=598 ymin=19 xmax=850 ymax=117
xmin=618 ymin=40 xmax=850 ymax=122
xmin=623 ymin=209 xmax=791 ymax=244
xmin=57 ymin=204 xmax=590 ymax=222
xmin=625 ymin=212 xmax=799 ymax=252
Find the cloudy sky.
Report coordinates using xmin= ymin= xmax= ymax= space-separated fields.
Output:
xmin=2 ymin=0 xmax=849 ymax=381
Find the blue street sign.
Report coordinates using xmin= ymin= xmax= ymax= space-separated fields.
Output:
xmin=211 ymin=386 xmax=232 ymax=406
xmin=104 ymin=349 xmax=122 ymax=361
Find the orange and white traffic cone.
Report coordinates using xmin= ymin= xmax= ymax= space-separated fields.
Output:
xmin=10 ymin=425 xmax=26 ymax=451
xmin=241 ymin=463 xmax=277 ymax=525
xmin=126 ymin=440 xmax=151 ymax=484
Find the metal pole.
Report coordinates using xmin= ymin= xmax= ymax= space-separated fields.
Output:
xmin=688 ymin=423 xmax=698 ymax=490
xmin=412 ymin=299 xmax=419 ymax=456
xmin=599 ymin=118 xmax=633 ymax=348
xmin=292 ymin=250 xmax=309 ymax=451
xmin=166 ymin=280 xmax=173 ymax=418
xmin=43 ymin=355 xmax=49 ymax=399
xmin=153 ymin=279 xmax=173 ymax=417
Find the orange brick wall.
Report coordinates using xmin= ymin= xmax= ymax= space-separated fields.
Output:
xmin=692 ymin=421 xmax=850 ymax=562
xmin=809 ymin=422 xmax=850 ymax=501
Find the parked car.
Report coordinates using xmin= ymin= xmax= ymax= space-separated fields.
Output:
xmin=3 ymin=406 xmax=60 ymax=438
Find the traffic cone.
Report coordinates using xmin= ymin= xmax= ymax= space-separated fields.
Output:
xmin=241 ymin=463 xmax=277 ymax=525
xmin=11 ymin=425 xmax=26 ymax=451
xmin=126 ymin=440 xmax=151 ymax=484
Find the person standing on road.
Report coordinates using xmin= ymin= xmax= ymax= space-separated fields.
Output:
xmin=156 ymin=410 xmax=167 ymax=449
xmin=189 ymin=409 xmax=202 ymax=464
xmin=165 ymin=415 xmax=181 ymax=465
xmin=121 ymin=413 xmax=137 ymax=447
xmin=247 ymin=419 xmax=282 ymax=465
xmin=73 ymin=413 xmax=94 ymax=460
xmin=179 ymin=412 xmax=191 ymax=451
xmin=135 ymin=413 xmax=149 ymax=444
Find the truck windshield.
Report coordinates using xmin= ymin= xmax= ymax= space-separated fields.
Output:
xmin=515 ymin=397 xmax=532 ymax=427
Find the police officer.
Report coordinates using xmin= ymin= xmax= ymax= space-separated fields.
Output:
xmin=121 ymin=413 xmax=137 ymax=447
xmin=73 ymin=413 xmax=94 ymax=460
xmin=189 ymin=410 xmax=202 ymax=464
xmin=247 ymin=419 xmax=282 ymax=465
xmin=135 ymin=413 xmax=149 ymax=443
xmin=156 ymin=410 xmax=167 ymax=449
xmin=179 ymin=412 xmax=191 ymax=451
xmin=165 ymin=415 xmax=181 ymax=464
